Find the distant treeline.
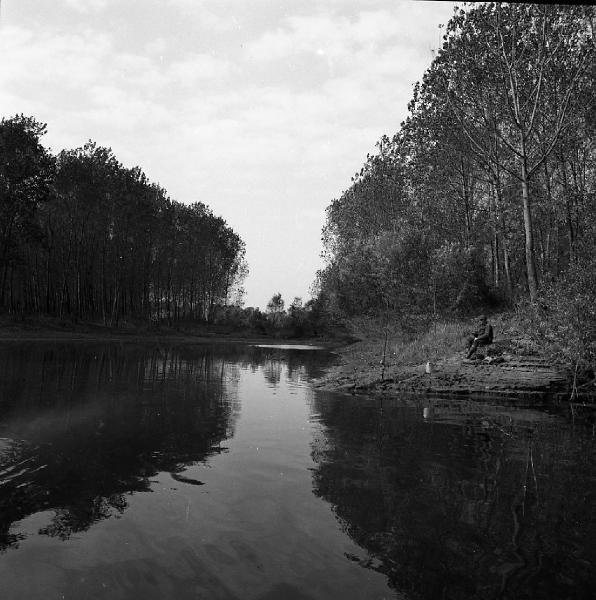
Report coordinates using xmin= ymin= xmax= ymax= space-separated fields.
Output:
xmin=316 ymin=4 xmax=595 ymax=325
xmin=0 ymin=116 xmax=247 ymax=324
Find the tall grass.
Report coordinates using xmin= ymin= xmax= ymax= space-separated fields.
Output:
xmin=342 ymin=314 xmax=469 ymax=371
xmin=342 ymin=312 xmax=527 ymax=373
xmin=391 ymin=320 xmax=467 ymax=365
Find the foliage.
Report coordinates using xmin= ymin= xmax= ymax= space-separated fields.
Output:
xmin=518 ymin=260 xmax=596 ymax=369
xmin=433 ymin=244 xmax=491 ymax=314
xmin=0 ymin=116 xmax=247 ymax=324
xmin=266 ymin=292 xmax=284 ymax=313
xmin=316 ymin=2 xmax=596 ymax=348
xmin=0 ymin=115 xmax=55 ymax=306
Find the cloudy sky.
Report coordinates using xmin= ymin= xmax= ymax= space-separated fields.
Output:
xmin=0 ymin=0 xmax=456 ymax=309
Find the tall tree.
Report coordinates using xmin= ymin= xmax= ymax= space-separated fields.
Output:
xmin=436 ymin=3 xmax=595 ymax=300
xmin=0 ymin=115 xmax=55 ymax=309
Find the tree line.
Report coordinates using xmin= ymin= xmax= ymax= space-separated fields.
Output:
xmin=206 ymin=293 xmax=332 ymax=338
xmin=316 ymin=3 xmax=595 ymax=327
xmin=0 ymin=115 xmax=247 ymax=324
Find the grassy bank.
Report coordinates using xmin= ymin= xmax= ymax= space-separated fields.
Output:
xmin=316 ymin=310 xmax=593 ymax=398
xmin=339 ymin=314 xmax=476 ymax=373
xmin=340 ymin=309 xmax=581 ymax=369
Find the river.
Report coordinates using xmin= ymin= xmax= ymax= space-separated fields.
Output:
xmin=0 ymin=341 xmax=595 ymax=599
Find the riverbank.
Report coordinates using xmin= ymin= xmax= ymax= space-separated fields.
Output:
xmin=315 ymin=314 xmax=596 ymax=403
xmin=0 ymin=314 xmax=351 ymax=349
xmin=4 ymin=313 xmax=594 ymax=403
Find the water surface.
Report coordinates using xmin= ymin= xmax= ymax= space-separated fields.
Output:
xmin=0 ymin=342 xmax=595 ymax=599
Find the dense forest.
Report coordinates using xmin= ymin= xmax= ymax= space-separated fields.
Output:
xmin=315 ymin=3 xmax=595 ymax=361
xmin=316 ymin=4 xmax=594 ymax=313
xmin=0 ymin=116 xmax=247 ymax=325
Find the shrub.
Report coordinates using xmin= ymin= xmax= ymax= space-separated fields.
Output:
xmin=517 ymin=261 xmax=596 ymax=370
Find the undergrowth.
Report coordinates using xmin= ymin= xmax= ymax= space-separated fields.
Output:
xmin=342 ymin=311 xmax=543 ymax=371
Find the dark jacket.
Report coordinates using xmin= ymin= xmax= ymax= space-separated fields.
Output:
xmin=474 ymin=321 xmax=493 ymax=343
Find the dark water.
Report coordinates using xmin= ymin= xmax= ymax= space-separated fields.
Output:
xmin=0 ymin=342 xmax=595 ymax=599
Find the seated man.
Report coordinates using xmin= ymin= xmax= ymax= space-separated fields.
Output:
xmin=466 ymin=314 xmax=493 ymax=359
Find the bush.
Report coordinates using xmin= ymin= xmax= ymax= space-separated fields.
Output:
xmin=433 ymin=243 xmax=491 ymax=313
xmin=516 ymin=261 xmax=596 ymax=370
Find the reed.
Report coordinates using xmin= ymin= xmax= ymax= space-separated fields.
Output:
xmin=391 ymin=320 xmax=467 ymax=366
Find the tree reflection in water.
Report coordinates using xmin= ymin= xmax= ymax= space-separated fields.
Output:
xmin=0 ymin=341 xmax=333 ymax=553
xmin=309 ymin=395 xmax=596 ymax=599
xmin=242 ymin=345 xmax=333 ymax=389
xmin=0 ymin=342 xmax=244 ymax=551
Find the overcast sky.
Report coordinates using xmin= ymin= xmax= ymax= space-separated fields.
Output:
xmin=0 ymin=0 xmax=456 ymax=309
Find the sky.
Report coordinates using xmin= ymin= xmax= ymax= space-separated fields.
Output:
xmin=0 ymin=0 xmax=456 ymax=309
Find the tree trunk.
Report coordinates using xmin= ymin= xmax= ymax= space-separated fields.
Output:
xmin=520 ymin=155 xmax=539 ymax=301
xmin=489 ymin=186 xmax=500 ymax=288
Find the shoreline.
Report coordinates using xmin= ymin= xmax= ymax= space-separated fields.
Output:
xmin=0 ymin=319 xmax=349 ymax=350
xmin=2 ymin=318 xmax=594 ymax=404
xmin=315 ymin=332 xmax=596 ymax=404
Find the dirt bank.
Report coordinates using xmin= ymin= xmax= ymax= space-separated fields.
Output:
xmin=315 ymin=333 xmax=595 ymax=403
